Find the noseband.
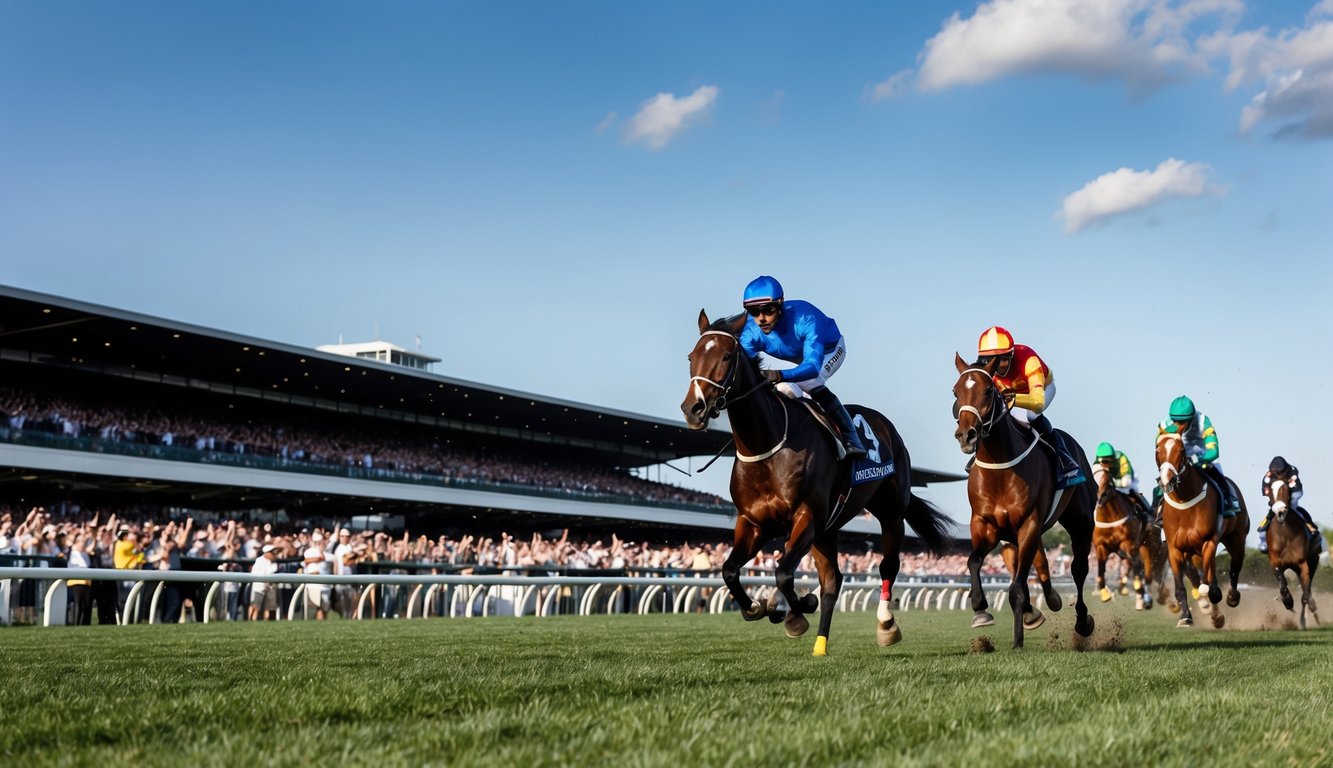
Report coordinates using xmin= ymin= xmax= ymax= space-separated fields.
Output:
xmin=956 ymin=367 xmax=1007 ymax=438
xmin=689 ymin=331 xmax=771 ymax=418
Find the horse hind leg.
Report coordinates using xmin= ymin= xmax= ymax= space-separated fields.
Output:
xmin=808 ymin=537 xmax=843 ymax=656
xmin=774 ymin=508 xmax=818 ymax=638
xmin=873 ymin=505 xmax=907 ymax=647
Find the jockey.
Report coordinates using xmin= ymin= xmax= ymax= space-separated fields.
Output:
xmin=738 ymin=275 xmax=867 ymax=459
xmin=974 ymin=326 xmax=1082 ymax=482
xmin=1257 ymin=456 xmax=1320 ymax=553
xmin=1093 ymin=442 xmax=1153 ymax=525
xmin=1155 ymin=396 xmax=1240 ymax=517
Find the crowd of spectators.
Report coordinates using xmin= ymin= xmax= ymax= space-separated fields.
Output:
xmin=0 ymin=382 xmax=726 ymax=510
xmin=2 ymin=504 xmax=1079 ymax=625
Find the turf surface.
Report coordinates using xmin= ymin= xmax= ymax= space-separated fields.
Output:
xmin=2 ymin=596 xmax=1329 ymax=767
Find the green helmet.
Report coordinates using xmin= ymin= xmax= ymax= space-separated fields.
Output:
xmin=1095 ymin=442 xmax=1116 ymax=460
xmin=1168 ymin=396 xmax=1196 ymax=421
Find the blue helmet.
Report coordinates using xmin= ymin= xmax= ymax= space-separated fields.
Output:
xmin=742 ymin=276 xmax=784 ymax=308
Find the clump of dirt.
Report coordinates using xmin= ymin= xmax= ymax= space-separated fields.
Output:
xmin=968 ymin=635 xmax=995 ymax=654
xmin=1071 ymin=617 xmax=1125 ymax=653
xmin=1214 ymin=587 xmax=1301 ymax=631
xmin=1045 ymin=629 xmax=1062 ymax=651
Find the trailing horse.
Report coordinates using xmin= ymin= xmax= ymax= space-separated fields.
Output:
xmin=1154 ymin=433 xmax=1249 ymax=628
xmin=681 ymin=311 xmax=953 ymax=656
xmin=1092 ymin=466 xmax=1166 ymax=611
xmin=951 ymin=354 xmax=1095 ymax=649
xmin=1264 ymin=480 xmax=1320 ymax=629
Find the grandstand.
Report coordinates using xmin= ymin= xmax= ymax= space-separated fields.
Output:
xmin=0 ymin=284 xmax=961 ymax=543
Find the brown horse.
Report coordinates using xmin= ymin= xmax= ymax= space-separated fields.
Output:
xmin=951 ymin=355 xmax=1095 ymax=649
xmin=682 ymin=311 xmax=953 ymax=656
xmin=1264 ymin=480 xmax=1321 ymax=629
xmin=1154 ymin=433 xmax=1249 ymax=628
xmin=1092 ymin=467 xmax=1165 ymax=610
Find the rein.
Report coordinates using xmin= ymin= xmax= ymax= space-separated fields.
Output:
xmin=958 ymin=367 xmax=1040 ymax=470
xmin=690 ymin=330 xmax=789 ymax=469
xmin=1093 ymin=478 xmax=1131 ymax=527
xmin=1157 ymin=434 xmax=1210 ymax=510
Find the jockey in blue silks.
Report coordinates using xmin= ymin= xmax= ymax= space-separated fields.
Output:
xmin=737 ymin=275 xmax=867 ymax=459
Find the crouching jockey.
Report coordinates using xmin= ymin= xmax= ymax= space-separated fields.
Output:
xmin=1156 ymin=396 xmax=1240 ymax=520
xmin=738 ymin=275 xmax=867 ymax=459
xmin=1094 ymin=442 xmax=1154 ymax=526
xmin=1258 ymin=456 xmax=1321 ymax=553
xmin=974 ymin=326 xmax=1082 ymax=483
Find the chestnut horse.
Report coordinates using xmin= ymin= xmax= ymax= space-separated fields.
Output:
xmin=1264 ymin=480 xmax=1320 ymax=629
xmin=682 ymin=311 xmax=953 ymax=656
xmin=1154 ymin=433 xmax=1249 ymax=628
xmin=951 ymin=355 xmax=1095 ymax=649
xmin=1092 ymin=467 xmax=1165 ymax=610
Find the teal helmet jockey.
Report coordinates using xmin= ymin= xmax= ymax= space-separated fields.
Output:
xmin=742 ymin=276 xmax=784 ymax=309
xmin=1168 ymin=396 xmax=1195 ymax=422
xmin=1095 ymin=442 xmax=1116 ymax=461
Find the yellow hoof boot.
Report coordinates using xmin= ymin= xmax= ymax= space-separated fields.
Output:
xmin=1099 ymin=587 xmax=1112 ymax=602
xmin=1133 ymin=577 xmax=1143 ymax=591
xmin=812 ymin=636 xmax=828 ymax=657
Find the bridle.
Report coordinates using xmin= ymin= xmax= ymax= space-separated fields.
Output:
xmin=689 ymin=330 xmax=788 ymax=463
xmin=1156 ymin=433 xmax=1208 ymax=509
xmin=954 ymin=367 xmax=1007 ymax=439
xmin=1093 ymin=468 xmax=1130 ymax=527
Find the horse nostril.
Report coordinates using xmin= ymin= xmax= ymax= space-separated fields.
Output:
xmin=690 ymin=401 xmax=706 ymax=416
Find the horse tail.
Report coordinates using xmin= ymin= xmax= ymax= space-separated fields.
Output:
xmin=905 ymin=494 xmax=955 ymax=557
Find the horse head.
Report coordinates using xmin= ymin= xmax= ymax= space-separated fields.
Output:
xmin=1092 ymin=462 xmax=1115 ymax=507
xmin=1155 ymin=432 xmax=1188 ymax=494
xmin=1268 ymin=478 xmax=1292 ymax=523
xmin=681 ymin=309 xmax=749 ymax=430
xmin=952 ymin=352 xmax=1005 ymax=454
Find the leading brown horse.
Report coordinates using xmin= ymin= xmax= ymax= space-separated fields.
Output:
xmin=951 ymin=355 xmax=1095 ymax=649
xmin=1264 ymin=479 xmax=1320 ymax=629
xmin=1154 ymin=433 xmax=1249 ymax=628
xmin=1092 ymin=467 xmax=1165 ymax=610
xmin=682 ymin=311 xmax=954 ymax=656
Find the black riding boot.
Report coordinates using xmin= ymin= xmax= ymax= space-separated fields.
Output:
xmin=1202 ymin=465 xmax=1240 ymax=516
xmin=1296 ymin=508 xmax=1324 ymax=551
xmin=811 ymin=387 xmax=867 ymax=460
xmin=1030 ymin=414 xmax=1080 ymax=481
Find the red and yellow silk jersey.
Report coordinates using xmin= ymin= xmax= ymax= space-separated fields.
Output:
xmin=994 ymin=345 xmax=1052 ymax=412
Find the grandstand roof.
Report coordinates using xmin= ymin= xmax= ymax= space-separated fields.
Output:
xmin=0 ymin=284 xmax=964 ymax=485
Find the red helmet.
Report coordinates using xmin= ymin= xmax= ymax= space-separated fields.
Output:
xmin=977 ymin=326 xmax=1015 ymax=357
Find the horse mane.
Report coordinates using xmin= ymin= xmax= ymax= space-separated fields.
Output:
xmin=708 ymin=313 xmax=746 ymax=333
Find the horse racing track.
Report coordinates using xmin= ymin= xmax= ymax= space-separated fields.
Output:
xmin=3 ymin=599 xmax=1329 ymax=767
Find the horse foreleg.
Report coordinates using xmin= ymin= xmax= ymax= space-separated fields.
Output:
xmin=1199 ymin=539 xmax=1222 ymax=607
xmin=1136 ymin=541 xmax=1154 ymax=610
xmin=1275 ymin=565 xmax=1294 ymax=612
xmin=1009 ymin=522 xmax=1042 ymax=649
xmin=808 ymin=536 xmax=842 ymax=656
xmin=1095 ymin=542 xmax=1111 ymax=603
xmin=1065 ymin=511 xmax=1095 ymax=639
xmin=1224 ymin=534 xmax=1244 ymax=608
xmin=1169 ymin=546 xmax=1194 ymax=627
xmin=775 ymin=508 xmax=817 ymax=638
xmin=968 ymin=517 xmax=999 ymax=629
xmin=1028 ymin=546 xmax=1058 ymax=624
xmin=1299 ymin=561 xmax=1318 ymax=628
xmin=723 ymin=518 xmax=765 ymax=621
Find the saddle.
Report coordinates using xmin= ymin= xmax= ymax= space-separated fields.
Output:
xmin=793 ymin=397 xmax=847 ymax=461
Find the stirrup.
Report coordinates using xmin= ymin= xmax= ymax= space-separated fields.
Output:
xmin=843 ymin=441 xmax=867 ymax=459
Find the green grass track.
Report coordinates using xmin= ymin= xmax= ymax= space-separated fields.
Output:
xmin=2 ymin=599 xmax=1329 ymax=767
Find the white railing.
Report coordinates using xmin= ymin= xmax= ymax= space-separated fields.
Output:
xmin=0 ymin=567 xmax=1053 ymax=627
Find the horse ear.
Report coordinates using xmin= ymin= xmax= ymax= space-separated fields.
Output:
xmin=726 ymin=313 xmax=747 ymax=335
xmin=954 ymin=352 xmax=968 ymax=373
xmin=698 ymin=309 xmax=710 ymax=334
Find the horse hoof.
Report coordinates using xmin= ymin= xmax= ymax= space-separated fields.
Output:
xmin=1281 ymin=593 xmax=1294 ymax=611
xmin=1045 ymin=591 xmax=1063 ymax=612
xmin=1176 ymin=617 xmax=1194 ymax=628
xmin=1211 ymin=612 xmax=1225 ymax=629
xmin=877 ymin=620 xmax=902 ymax=648
xmin=1132 ymin=577 xmax=1143 ymax=591
xmin=1022 ymin=608 xmax=1045 ymax=631
xmin=1099 ymin=587 xmax=1113 ymax=603
xmin=1225 ymin=589 xmax=1240 ymax=608
xmin=784 ymin=611 xmax=810 ymax=638
xmin=1144 ymin=595 xmax=1154 ymax=610
xmin=971 ymin=611 xmax=995 ymax=628
xmin=767 ymin=611 xmax=785 ymax=624
xmin=1119 ymin=585 xmax=1130 ymax=596
xmin=1167 ymin=601 xmax=1181 ymax=614
xmin=742 ymin=603 xmax=767 ymax=622
xmin=1075 ymin=614 xmax=1094 ymax=638
xmin=1135 ymin=596 xmax=1145 ymax=612
xmin=797 ymin=593 xmax=818 ymax=613
xmin=1209 ymin=585 xmax=1223 ymax=605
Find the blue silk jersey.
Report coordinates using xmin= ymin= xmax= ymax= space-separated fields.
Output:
xmin=738 ymin=299 xmax=843 ymax=382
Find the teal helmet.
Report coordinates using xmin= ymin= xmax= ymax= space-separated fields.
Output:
xmin=1095 ymin=442 xmax=1116 ymax=460
xmin=742 ymin=276 xmax=784 ymax=308
xmin=1168 ymin=396 xmax=1196 ymax=422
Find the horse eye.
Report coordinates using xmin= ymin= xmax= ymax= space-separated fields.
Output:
xmin=722 ymin=353 xmax=733 ymax=360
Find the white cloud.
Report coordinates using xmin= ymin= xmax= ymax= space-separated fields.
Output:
xmin=1203 ymin=14 xmax=1333 ymax=139
xmin=916 ymin=0 xmax=1239 ymax=91
xmin=594 ymin=111 xmax=618 ymax=134
xmin=625 ymin=85 xmax=719 ymax=149
xmin=864 ymin=70 xmax=913 ymax=102
xmin=1059 ymin=158 xmax=1221 ymax=233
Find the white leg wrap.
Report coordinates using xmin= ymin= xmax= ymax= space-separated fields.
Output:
xmin=877 ymin=599 xmax=894 ymax=623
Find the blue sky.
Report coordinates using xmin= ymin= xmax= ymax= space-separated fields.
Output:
xmin=3 ymin=1 xmax=1331 ymax=534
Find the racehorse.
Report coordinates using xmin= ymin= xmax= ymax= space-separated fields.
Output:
xmin=682 ymin=311 xmax=954 ymax=656
xmin=1091 ymin=467 xmax=1165 ymax=611
xmin=1264 ymin=480 xmax=1320 ymax=629
xmin=951 ymin=355 xmax=1095 ymax=649
xmin=1154 ymin=433 xmax=1249 ymax=628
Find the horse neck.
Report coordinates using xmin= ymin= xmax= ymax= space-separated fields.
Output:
xmin=725 ymin=361 xmax=786 ymax=452
xmin=975 ymin=410 xmax=1033 ymax=465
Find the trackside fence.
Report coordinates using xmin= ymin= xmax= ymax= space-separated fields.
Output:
xmin=0 ymin=567 xmax=1061 ymax=627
